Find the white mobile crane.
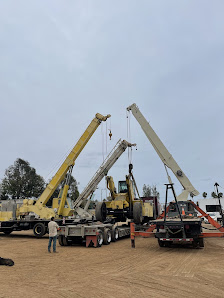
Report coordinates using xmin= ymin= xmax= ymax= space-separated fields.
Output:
xmin=0 ymin=113 xmax=110 ymax=237
xmin=127 ymin=104 xmax=204 ymax=248
xmin=127 ymin=103 xmax=199 ymax=201
xmin=58 ymin=139 xmax=136 ymax=247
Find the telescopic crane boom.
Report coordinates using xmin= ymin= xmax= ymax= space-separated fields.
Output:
xmin=127 ymin=103 xmax=199 ymax=201
xmin=74 ymin=139 xmax=136 ymax=219
xmin=19 ymin=113 xmax=111 ymax=219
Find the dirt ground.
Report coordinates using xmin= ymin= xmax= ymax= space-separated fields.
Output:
xmin=1 ymin=229 xmax=224 ymax=298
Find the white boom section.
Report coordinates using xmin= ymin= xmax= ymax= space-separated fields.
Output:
xmin=127 ymin=103 xmax=199 ymax=201
xmin=74 ymin=139 xmax=135 ymax=217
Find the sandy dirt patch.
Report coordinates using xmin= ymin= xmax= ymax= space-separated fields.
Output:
xmin=1 ymin=230 xmax=224 ymax=298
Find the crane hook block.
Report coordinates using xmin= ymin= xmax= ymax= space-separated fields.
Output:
xmin=109 ymin=130 xmax=112 ymax=140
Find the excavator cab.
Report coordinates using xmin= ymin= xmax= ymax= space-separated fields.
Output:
xmin=118 ymin=181 xmax=128 ymax=193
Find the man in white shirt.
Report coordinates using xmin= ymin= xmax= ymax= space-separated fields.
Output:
xmin=48 ymin=217 xmax=59 ymax=253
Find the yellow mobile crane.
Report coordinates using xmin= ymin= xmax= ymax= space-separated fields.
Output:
xmin=0 ymin=113 xmax=110 ymax=237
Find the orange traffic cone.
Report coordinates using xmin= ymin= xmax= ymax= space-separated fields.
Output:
xmin=182 ymin=207 xmax=185 ymax=216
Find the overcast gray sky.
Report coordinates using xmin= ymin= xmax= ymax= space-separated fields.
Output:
xmin=1 ymin=1 xmax=224 ymax=203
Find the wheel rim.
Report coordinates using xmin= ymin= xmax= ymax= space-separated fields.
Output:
xmin=35 ymin=226 xmax=42 ymax=234
xmin=107 ymin=232 xmax=111 ymax=243
xmin=115 ymin=229 xmax=119 ymax=240
xmin=98 ymin=234 xmax=103 ymax=246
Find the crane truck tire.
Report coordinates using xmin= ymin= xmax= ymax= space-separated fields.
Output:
xmin=103 ymin=228 xmax=112 ymax=245
xmin=95 ymin=202 xmax=107 ymax=222
xmin=164 ymin=241 xmax=172 ymax=247
xmin=133 ymin=202 xmax=143 ymax=224
xmin=111 ymin=226 xmax=119 ymax=242
xmin=33 ymin=223 xmax=46 ymax=238
xmin=58 ymin=235 xmax=64 ymax=246
xmin=193 ymin=238 xmax=203 ymax=248
xmin=199 ymin=238 xmax=204 ymax=248
xmin=96 ymin=230 xmax=103 ymax=247
xmin=158 ymin=239 xmax=165 ymax=247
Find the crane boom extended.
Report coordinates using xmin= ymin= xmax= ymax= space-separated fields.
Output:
xmin=74 ymin=139 xmax=136 ymax=214
xmin=127 ymin=103 xmax=199 ymax=201
xmin=36 ymin=113 xmax=110 ymax=208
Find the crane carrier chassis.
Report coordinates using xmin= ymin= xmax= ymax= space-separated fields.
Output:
xmin=58 ymin=221 xmax=130 ymax=247
xmin=0 ymin=217 xmax=74 ymax=237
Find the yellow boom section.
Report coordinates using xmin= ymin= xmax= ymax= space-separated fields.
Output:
xmin=36 ymin=113 xmax=111 ymax=207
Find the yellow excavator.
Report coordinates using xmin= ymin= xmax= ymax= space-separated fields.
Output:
xmin=95 ymin=164 xmax=154 ymax=223
xmin=0 ymin=113 xmax=110 ymax=237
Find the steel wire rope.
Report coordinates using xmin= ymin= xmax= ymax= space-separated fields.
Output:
xmin=106 ymin=120 xmax=107 ymax=156
xmin=126 ymin=110 xmax=132 ymax=164
xmin=101 ymin=121 xmax=104 ymax=162
xmin=44 ymin=142 xmax=77 ymax=182
xmin=43 ymin=124 xmax=94 ymax=182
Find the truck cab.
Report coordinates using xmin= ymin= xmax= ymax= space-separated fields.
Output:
xmin=197 ymin=198 xmax=224 ymax=224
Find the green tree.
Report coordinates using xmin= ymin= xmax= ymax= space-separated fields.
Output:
xmin=0 ymin=158 xmax=45 ymax=200
xmin=47 ymin=175 xmax=79 ymax=206
xmin=142 ymin=184 xmax=160 ymax=198
xmin=69 ymin=176 xmax=79 ymax=202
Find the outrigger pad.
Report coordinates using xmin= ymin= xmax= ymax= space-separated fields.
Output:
xmin=0 ymin=257 xmax=14 ymax=266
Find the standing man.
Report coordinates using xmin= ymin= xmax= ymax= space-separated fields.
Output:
xmin=48 ymin=217 xmax=59 ymax=253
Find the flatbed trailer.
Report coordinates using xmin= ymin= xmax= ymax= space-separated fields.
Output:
xmin=58 ymin=221 xmax=130 ymax=247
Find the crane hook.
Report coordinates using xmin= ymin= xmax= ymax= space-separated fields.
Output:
xmin=108 ymin=129 xmax=112 ymax=140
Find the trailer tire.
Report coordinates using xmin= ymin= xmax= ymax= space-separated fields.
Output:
xmin=58 ymin=235 xmax=64 ymax=246
xmin=62 ymin=236 xmax=70 ymax=246
xmin=33 ymin=223 xmax=46 ymax=238
xmin=111 ymin=227 xmax=119 ymax=242
xmin=97 ymin=230 xmax=103 ymax=247
xmin=133 ymin=202 xmax=143 ymax=224
xmin=95 ymin=202 xmax=107 ymax=222
xmin=103 ymin=228 xmax=111 ymax=245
